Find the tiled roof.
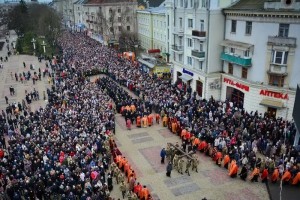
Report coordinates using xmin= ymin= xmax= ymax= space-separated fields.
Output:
xmin=225 ymin=0 xmax=279 ymax=11
xmin=138 ymin=0 xmax=165 ymax=7
xmin=85 ymin=0 xmax=137 ymax=4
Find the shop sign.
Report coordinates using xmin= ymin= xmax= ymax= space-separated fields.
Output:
xmin=223 ymin=77 xmax=249 ymax=92
xmin=183 ymin=68 xmax=194 ymax=76
xmin=259 ymin=90 xmax=289 ymax=100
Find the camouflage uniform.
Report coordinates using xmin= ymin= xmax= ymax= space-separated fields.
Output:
xmin=192 ymin=158 xmax=199 ymax=173
xmin=185 ymin=159 xmax=192 ymax=176
xmin=173 ymin=154 xmax=179 ymax=170
xmin=178 ymin=158 xmax=184 ymax=174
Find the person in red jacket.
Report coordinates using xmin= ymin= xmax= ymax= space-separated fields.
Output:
xmin=261 ymin=168 xmax=269 ymax=183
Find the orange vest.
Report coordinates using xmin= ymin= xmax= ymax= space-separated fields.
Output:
xmin=292 ymin=172 xmax=300 ymax=185
xmin=136 ymin=116 xmax=141 ymax=126
xmin=229 ymin=163 xmax=238 ymax=176
xmin=282 ymin=170 xmax=292 ymax=182
xmin=271 ymin=169 xmax=279 ymax=182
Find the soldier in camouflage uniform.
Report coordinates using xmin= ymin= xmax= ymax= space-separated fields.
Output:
xmin=173 ymin=154 xmax=179 ymax=170
xmin=118 ymin=172 xmax=125 ymax=184
xmin=166 ymin=145 xmax=171 ymax=160
xmin=192 ymin=155 xmax=199 ymax=173
xmin=119 ymin=180 xmax=127 ymax=199
xmin=185 ymin=159 xmax=192 ymax=176
xmin=115 ymin=168 xmax=121 ymax=184
xmin=178 ymin=158 xmax=184 ymax=174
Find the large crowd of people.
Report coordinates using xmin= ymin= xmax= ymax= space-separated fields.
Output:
xmin=0 ymin=31 xmax=300 ymax=200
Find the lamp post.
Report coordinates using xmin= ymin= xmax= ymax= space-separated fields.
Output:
xmin=31 ymin=38 xmax=36 ymax=51
xmin=41 ymin=40 xmax=46 ymax=54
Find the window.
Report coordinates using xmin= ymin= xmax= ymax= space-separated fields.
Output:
xmin=127 ymin=26 xmax=130 ymax=31
xmin=185 ymin=0 xmax=188 ymax=8
xmin=244 ymin=50 xmax=249 ymax=57
xmin=187 ymin=56 xmax=193 ymax=65
xmin=190 ymin=0 xmax=194 ymax=7
xmin=127 ymin=17 xmax=130 ymax=22
xmin=118 ymin=8 xmax=121 ymax=13
xmin=118 ymin=26 xmax=122 ymax=32
xmin=245 ymin=21 xmax=252 ymax=35
xmin=179 ymin=18 xmax=183 ymax=28
xmin=199 ymin=41 xmax=203 ymax=51
xmin=179 ymin=54 xmax=183 ymax=62
xmin=110 ymin=27 xmax=114 ymax=32
xmin=231 ymin=20 xmax=237 ymax=33
xmin=187 ymin=38 xmax=193 ymax=47
xmin=228 ymin=63 xmax=233 ymax=74
xmin=201 ymin=0 xmax=206 ymax=7
xmin=109 ymin=8 xmax=112 ymax=14
xmin=200 ymin=20 xmax=204 ymax=31
xmin=241 ymin=68 xmax=248 ymax=79
xmin=230 ymin=48 xmax=235 ymax=54
xmin=278 ymin=24 xmax=289 ymax=37
xmin=180 ymin=0 xmax=184 ymax=7
xmin=272 ymin=51 xmax=288 ymax=65
xmin=269 ymin=75 xmax=285 ymax=87
xmin=188 ymin=19 xmax=193 ymax=28
xmin=118 ymin=17 xmax=121 ymax=22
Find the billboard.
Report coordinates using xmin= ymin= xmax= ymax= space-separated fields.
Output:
xmin=292 ymin=85 xmax=300 ymax=133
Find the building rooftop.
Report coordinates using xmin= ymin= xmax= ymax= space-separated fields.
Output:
xmin=137 ymin=0 xmax=165 ymax=8
xmin=225 ymin=0 xmax=300 ymax=11
xmin=85 ymin=0 xmax=137 ymax=4
xmin=138 ymin=5 xmax=166 ymax=13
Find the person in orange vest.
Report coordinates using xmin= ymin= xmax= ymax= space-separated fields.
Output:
xmin=249 ymin=167 xmax=260 ymax=182
xmin=134 ymin=182 xmax=143 ymax=198
xmin=228 ymin=161 xmax=238 ymax=178
xmin=214 ymin=151 xmax=223 ymax=166
xmin=181 ymin=128 xmax=187 ymax=141
xmin=171 ymin=121 xmax=177 ymax=134
xmin=223 ymin=154 xmax=230 ymax=169
xmin=147 ymin=114 xmax=153 ymax=126
xmin=271 ymin=168 xmax=279 ymax=183
xmin=136 ymin=116 xmax=141 ymax=127
xmin=192 ymin=137 xmax=200 ymax=150
xmin=155 ymin=113 xmax=160 ymax=124
xmin=162 ymin=115 xmax=168 ymax=127
xmin=281 ymin=169 xmax=292 ymax=184
xmin=261 ymin=168 xmax=269 ymax=183
xmin=292 ymin=171 xmax=300 ymax=185
xmin=228 ymin=159 xmax=236 ymax=174
xmin=140 ymin=185 xmax=150 ymax=200
xmin=198 ymin=141 xmax=207 ymax=153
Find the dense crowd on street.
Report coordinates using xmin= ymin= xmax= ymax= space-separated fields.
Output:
xmin=0 ymin=31 xmax=300 ymax=200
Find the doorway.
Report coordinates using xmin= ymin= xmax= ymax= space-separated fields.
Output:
xmin=267 ymin=107 xmax=277 ymax=119
xmin=196 ymin=80 xmax=203 ymax=97
xmin=226 ymin=86 xmax=244 ymax=108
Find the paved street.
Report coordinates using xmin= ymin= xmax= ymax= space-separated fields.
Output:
xmin=1 ymin=33 xmax=298 ymax=200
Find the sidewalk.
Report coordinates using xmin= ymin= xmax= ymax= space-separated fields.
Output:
xmin=0 ymin=32 xmax=49 ymax=113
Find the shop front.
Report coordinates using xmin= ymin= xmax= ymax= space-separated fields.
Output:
xmin=177 ymin=68 xmax=193 ymax=92
xmin=221 ymin=74 xmax=295 ymax=120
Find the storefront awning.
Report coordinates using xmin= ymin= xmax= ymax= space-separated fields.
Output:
xmin=179 ymin=74 xmax=193 ymax=83
xmin=260 ymin=99 xmax=284 ymax=109
xmin=137 ymin=59 xmax=155 ymax=69
xmin=220 ymin=39 xmax=253 ymax=50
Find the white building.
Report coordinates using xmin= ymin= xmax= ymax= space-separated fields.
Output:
xmin=165 ymin=0 xmax=237 ymax=100
xmin=137 ymin=6 xmax=168 ymax=54
xmin=221 ymin=0 xmax=300 ymax=120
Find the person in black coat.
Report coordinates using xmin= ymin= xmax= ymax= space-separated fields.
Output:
xmin=239 ymin=165 xmax=248 ymax=181
xmin=166 ymin=162 xmax=173 ymax=177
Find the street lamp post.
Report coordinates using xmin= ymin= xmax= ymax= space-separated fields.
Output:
xmin=41 ymin=40 xmax=46 ymax=54
xmin=31 ymin=38 xmax=36 ymax=51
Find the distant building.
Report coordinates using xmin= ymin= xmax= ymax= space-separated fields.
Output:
xmin=137 ymin=5 xmax=168 ymax=54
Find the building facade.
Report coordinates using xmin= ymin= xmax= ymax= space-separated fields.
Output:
xmin=54 ymin=0 xmax=138 ymax=45
xmin=165 ymin=0 xmax=237 ymax=100
xmin=137 ymin=6 xmax=168 ymax=53
xmin=221 ymin=0 xmax=300 ymax=120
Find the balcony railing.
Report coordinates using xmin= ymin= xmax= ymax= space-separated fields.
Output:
xmin=220 ymin=52 xmax=252 ymax=67
xmin=267 ymin=64 xmax=288 ymax=76
xmin=267 ymin=36 xmax=296 ymax=47
xmin=191 ymin=50 xmax=205 ymax=59
xmin=192 ymin=30 xmax=206 ymax=38
xmin=173 ymin=27 xmax=184 ymax=35
xmin=171 ymin=45 xmax=183 ymax=51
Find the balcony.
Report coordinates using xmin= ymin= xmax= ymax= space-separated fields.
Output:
xmin=191 ymin=50 xmax=205 ymax=60
xmin=173 ymin=27 xmax=184 ymax=36
xmin=192 ymin=30 xmax=206 ymax=39
xmin=267 ymin=64 xmax=288 ymax=76
xmin=220 ymin=52 xmax=252 ymax=67
xmin=267 ymin=36 xmax=296 ymax=48
xmin=171 ymin=45 xmax=184 ymax=53
xmin=86 ymin=20 xmax=90 ymax=23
